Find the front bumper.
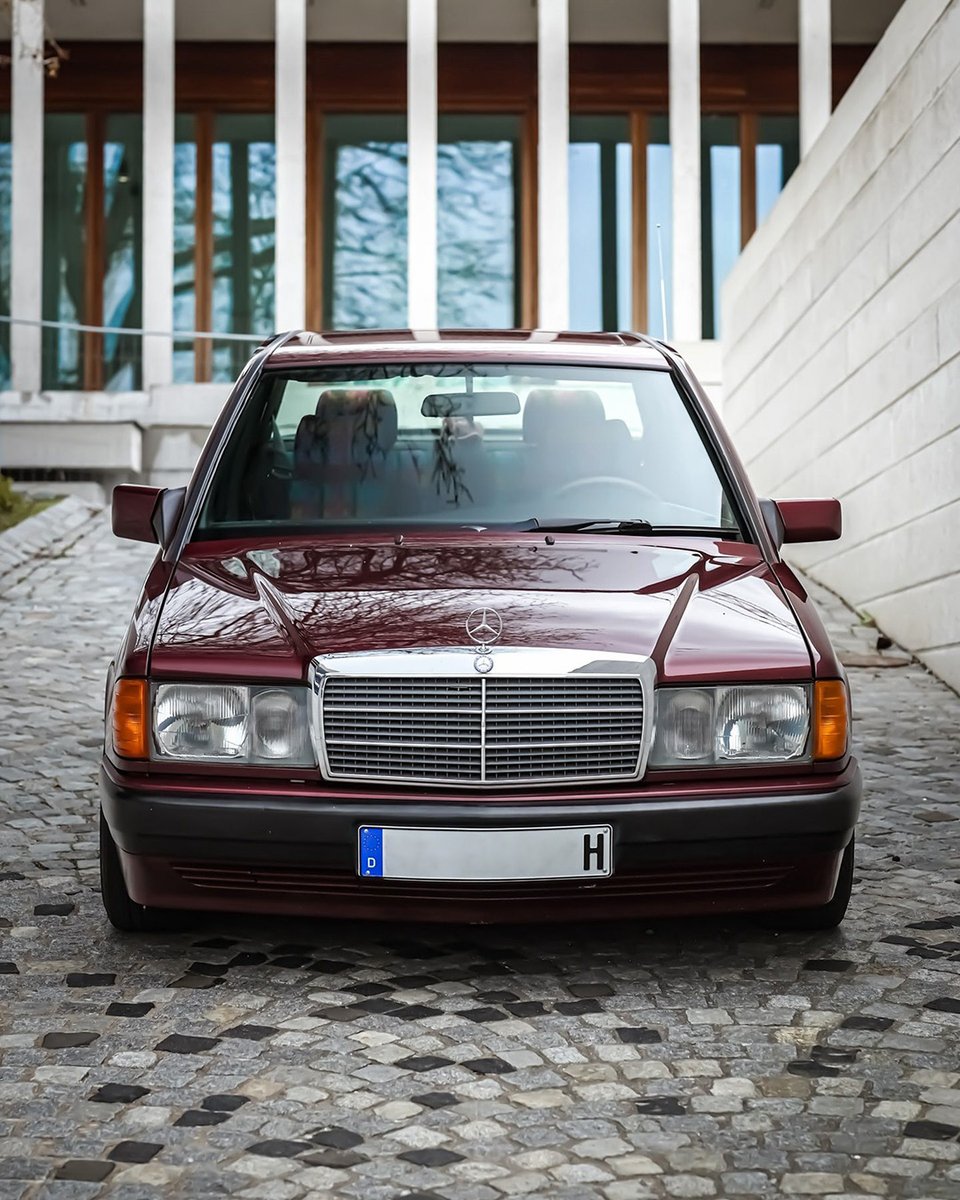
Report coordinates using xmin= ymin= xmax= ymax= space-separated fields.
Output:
xmin=101 ymin=760 xmax=861 ymax=922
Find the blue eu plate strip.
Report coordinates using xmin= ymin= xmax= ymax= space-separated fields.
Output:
xmin=359 ymin=827 xmax=384 ymax=877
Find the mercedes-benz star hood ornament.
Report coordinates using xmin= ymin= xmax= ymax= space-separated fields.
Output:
xmin=466 ymin=607 xmax=503 ymax=674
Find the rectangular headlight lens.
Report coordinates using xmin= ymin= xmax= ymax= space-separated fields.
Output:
xmin=153 ymin=683 xmax=315 ymax=767
xmin=650 ymin=685 xmax=810 ymax=768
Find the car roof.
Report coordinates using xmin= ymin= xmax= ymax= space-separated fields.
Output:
xmin=264 ymin=329 xmax=673 ymax=371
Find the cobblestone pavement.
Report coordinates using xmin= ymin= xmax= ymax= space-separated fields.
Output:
xmin=1 ymin=516 xmax=959 ymax=1200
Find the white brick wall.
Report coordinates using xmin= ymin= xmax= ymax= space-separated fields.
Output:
xmin=722 ymin=0 xmax=960 ymax=692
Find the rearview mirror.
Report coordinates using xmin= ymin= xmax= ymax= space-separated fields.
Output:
xmin=760 ymin=497 xmax=842 ymax=547
xmin=421 ymin=391 xmax=521 ymax=418
xmin=112 ymin=484 xmax=186 ymax=547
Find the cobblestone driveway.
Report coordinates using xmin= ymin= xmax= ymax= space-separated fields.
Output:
xmin=1 ymin=516 xmax=959 ymax=1200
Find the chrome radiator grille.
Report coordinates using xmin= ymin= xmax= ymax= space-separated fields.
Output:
xmin=319 ymin=674 xmax=645 ymax=786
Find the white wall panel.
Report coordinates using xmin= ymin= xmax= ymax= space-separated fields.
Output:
xmin=722 ymin=0 xmax=960 ymax=691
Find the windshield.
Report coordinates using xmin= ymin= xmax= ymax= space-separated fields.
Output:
xmin=196 ymin=362 xmax=742 ymax=538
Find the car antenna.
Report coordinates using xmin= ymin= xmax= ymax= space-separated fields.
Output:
xmin=656 ymin=223 xmax=669 ymax=340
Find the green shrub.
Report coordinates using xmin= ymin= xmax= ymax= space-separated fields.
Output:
xmin=0 ymin=473 xmax=53 ymax=532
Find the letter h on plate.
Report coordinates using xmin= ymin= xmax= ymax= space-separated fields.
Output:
xmin=583 ymin=831 xmax=606 ymax=873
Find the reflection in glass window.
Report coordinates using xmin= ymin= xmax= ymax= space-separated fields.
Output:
xmin=568 ymin=116 xmax=631 ymax=332
xmin=42 ymin=115 xmax=87 ymax=388
xmin=646 ymin=115 xmax=672 ymax=340
xmin=701 ymin=115 xmax=740 ymax=340
xmin=324 ymin=115 xmax=408 ymax=330
xmin=437 ymin=115 xmax=519 ymax=328
xmin=174 ymin=115 xmax=197 ymax=383
xmin=0 ymin=115 xmax=10 ymax=388
xmin=103 ymin=115 xmax=143 ymax=391
xmin=756 ymin=115 xmax=800 ymax=226
xmin=211 ymin=114 xmax=276 ymax=381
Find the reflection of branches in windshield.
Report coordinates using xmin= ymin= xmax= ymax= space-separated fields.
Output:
xmin=431 ymin=422 xmax=474 ymax=508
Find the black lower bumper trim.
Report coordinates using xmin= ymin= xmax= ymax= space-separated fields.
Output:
xmin=101 ymin=762 xmax=860 ymax=869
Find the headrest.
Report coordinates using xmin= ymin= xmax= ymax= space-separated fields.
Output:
xmin=522 ymin=389 xmax=605 ymax=445
xmin=294 ymin=388 xmax=398 ymax=475
xmin=315 ymin=389 xmax=398 ymax=453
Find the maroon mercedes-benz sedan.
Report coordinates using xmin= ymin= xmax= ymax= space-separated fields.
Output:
xmin=101 ymin=330 xmax=858 ymax=932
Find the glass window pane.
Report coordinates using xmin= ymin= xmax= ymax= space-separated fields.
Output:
xmin=103 ymin=114 xmax=142 ymax=391
xmin=199 ymin=363 xmax=737 ymax=536
xmin=324 ymin=114 xmax=407 ymax=330
xmin=756 ymin=115 xmax=800 ymax=226
xmin=701 ymin=115 xmax=740 ymax=341
xmin=646 ymin=114 xmax=672 ymax=340
xmin=569 ymin=115 xmax=631 ymax=332
xmin=174 ymin=114 xmax=197 ymax=383
xmin=211 ymin=113 xmax=276 ymax=381
xmin=0 ymin=115 xmax=11 ymax=388
xmin=42 ymin=114 xmax=87 ymax=388
xmin=437 ymin=114 xmax=519 ymax=328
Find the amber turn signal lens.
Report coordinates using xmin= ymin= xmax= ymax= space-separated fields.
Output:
xmin=813 ymin=679 xmax=848 ymax=761
xmin=113 ymin=678 xmax=149 ymax=759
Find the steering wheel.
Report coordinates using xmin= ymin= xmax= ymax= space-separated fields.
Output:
xmin=553 ymin=475 xmax=659 ymax=504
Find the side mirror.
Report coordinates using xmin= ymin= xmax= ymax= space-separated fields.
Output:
xmin=760 ymin=497 xmax=842 ymax=548
xmin=112 ymin=485 xmax=186 ymax=547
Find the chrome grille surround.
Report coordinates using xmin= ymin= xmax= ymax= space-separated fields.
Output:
xmin=309 ymin=648 xmax=656 ymax=788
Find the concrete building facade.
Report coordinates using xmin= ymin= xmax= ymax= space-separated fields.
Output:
xmin=723 ymin=0 xmax=960 ymax=689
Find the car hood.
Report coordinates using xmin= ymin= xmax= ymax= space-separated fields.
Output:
xmin=149 ymin=534 xmax=812 ymax=683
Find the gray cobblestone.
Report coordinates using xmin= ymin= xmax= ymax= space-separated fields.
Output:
xmin=1 ymin=519 xmax=959 ymax=1198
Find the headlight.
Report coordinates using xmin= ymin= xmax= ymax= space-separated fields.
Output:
xmin=153 ymin=683 xmax=315 ymax=766
xmin=650 ymin=685 xmax=810 ymax=768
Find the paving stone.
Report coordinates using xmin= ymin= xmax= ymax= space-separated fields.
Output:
xmin=397 ymin=1148 xmax=466 ymax=1167
xmin=307 ymin=1126 xmax=364 ymax=1149
xmin=412 ymin=1092 xmax=460 ymax=1109
xmin=105 ymin=1003 xmax=155 ymax=1018
xmin=89 ymin=1084 xmax=150 ymax=1104
xmin=107 ymin=1142 xmax=163 ymax=1164
xmin=53 ymin=1161 xmax=116 ymax=1183
xmin=41 ymin=1032 xmax=99 ymax=1049
xmin=246 ymin=1141 xmax=312 ymax=1159
xmin=174 ymin=1110 xmax=230 ymax=1127
xmin=155 ymin=1034 xmax=220 ymax=1054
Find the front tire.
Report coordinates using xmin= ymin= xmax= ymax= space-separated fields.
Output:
xmin=762 ymin=837 xmax=855 ymax=932
xmin=99 ymin=814 xmax=189 ymax=933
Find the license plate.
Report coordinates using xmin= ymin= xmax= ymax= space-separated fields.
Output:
xmin=358 ymin=825 xmax=613 ymax=882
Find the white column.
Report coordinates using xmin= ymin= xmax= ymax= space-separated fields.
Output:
xmin=142 ymin=0 xmax=175 ymax=388
xmin=407 ymin=0 xmax=438 ymax=329
xmin=275 ymin=0 xmax=307 ymax=330
xmin=669 ymin=0 xmax=701 ymax=341
xmin=537 ymin=0 xmax=569 ymax=330
xmin=799 ymin=0 xmax=832 ymax=156
xmin=10 ymin=0 xmax=45 ymax=393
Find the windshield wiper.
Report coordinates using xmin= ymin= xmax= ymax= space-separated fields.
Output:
xmin=530 ymin=519 xmax=655 ymax=534
xmin=529 ymin=519 xmax=742 ymax=537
